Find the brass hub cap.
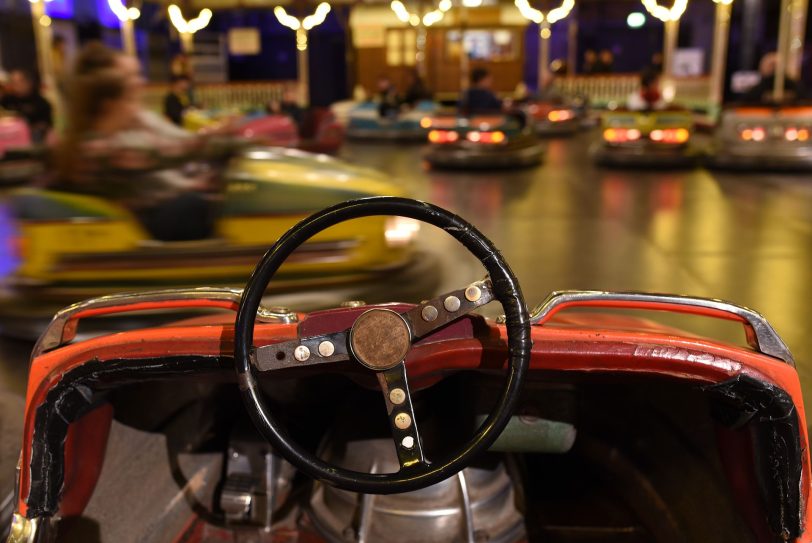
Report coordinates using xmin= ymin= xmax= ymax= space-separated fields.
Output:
xmin=350 ymin=309 xmax=411 ymax=370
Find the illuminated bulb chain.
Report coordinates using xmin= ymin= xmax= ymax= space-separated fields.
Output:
xmin=514 ymin=0 xmax=574 ymax=24
xmin=390 ymin=0 xmax=451 ymax=27
xmin=168 ymin=5 xmax=212 ymax=34
xmin=274 ymin=3 xmax=331 ymax=32
xmin=109 ymin=0 xmax=140 ymax=22
xmin=640 ymin=0 xmax=688 ymax=22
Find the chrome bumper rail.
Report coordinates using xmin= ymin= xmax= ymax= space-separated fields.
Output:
xmin=32 ymin=287 xmax=298 ymax=359
xmin=500 ymin=290 xmax=795 ymax=367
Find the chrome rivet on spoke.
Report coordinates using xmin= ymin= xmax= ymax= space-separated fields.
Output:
xmin=294 ymin=345 xmax=311 ymax=362
xmin=444 ymin=295 xmax=461 ymax=312
xmin=465 ymin=285 xmax=482 ymax=302
xmin=401 ymin=436 xmax=415 ymax=449
xmin=389 ymin=388 xmax=406 ymax=405
xmin=318 ymin=341 xmax=335 ymax=357
xmin=421 ymin=305 xmax=438 ymax=322
xmin=394 ymin=412 xmax=412 ymax=430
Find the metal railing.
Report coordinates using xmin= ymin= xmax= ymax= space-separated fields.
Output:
xmin=142 ymin=81 xmax=296 ymax=112
xmin=552 ymin=74 xmax=712 ymax=111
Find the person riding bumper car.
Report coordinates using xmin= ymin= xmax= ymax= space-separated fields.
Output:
xmin=0 ymin=149 xmax=436 ymax=334
xmin=591 ymin=109 xmax=700 ymax=167
xmin=346 ymin=100 xmax=438 ymax=141
xmin=423 ymin=114 xmax=544 ymax=169
xmin=708 ymin=105 xmax=812 ymax=171
xmin=3 ymin=198 xmax=810 ymax=543
xmin=184 ymin=108 xmax=344 ymax=153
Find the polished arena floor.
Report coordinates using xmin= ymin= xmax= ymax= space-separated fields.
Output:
xmin=342 ymin=134 xmax=812 ymax=411
xmin=2 ymin=130 xmax=812 ymax=417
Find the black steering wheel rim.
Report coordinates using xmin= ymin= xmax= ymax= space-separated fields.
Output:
xmin=234 ymin=196 xmax=531 ymax=494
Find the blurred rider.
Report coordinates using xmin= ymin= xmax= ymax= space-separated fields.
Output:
xmin=56 ymin=44 xmax=234 ymax=241
xmin=0 ymin=70 xmax=53 ymax=144
xmin=460 ymin=67 xmax=502 ymax=116
xmin=628 ymin=69 xmax=666 ymax=111
xmin=401 ymin=69 xmax=432 ymax=108
xmin=376 ymin=75 xmax=400 ymax=119
xmin=743 ymin=52 xmax=807 ymax=103
xmin=73 ymin=42 xmax=191 ymax=140
xmin=163 ymin=75 xmax=191 ymax=126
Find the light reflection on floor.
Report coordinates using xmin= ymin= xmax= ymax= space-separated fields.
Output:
xmin=342 ymin=135 xmax=812 ymax=412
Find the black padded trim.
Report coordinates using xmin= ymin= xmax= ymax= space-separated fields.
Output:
xmin=26 ymin=355 xmax=231 ymax=517
xmin=705 ymin=374 xmax=803 ymax=540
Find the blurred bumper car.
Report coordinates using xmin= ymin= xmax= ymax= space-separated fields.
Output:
xmin=524 ymin=101 xmax=581 ymax=136
xmin=186 ymin=109 xmax=344 ymax=154
xmin=423 ymin=114 xmax=544 ymax=169
xmin=347 ymin=101 xmax=437 ymax=141
xmin=0 ymin=114 xmax=46 ymax=186
xmin=708 ymin=105 xmax=812 ymax=171
xmin=592 ymin=109 xmax=699 ymax=167
xmin=0 ymin=148 xmax=436 ymax=331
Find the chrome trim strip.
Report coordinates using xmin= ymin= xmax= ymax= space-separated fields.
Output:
xmin=6 ymin=513 xmax=45 ymax=543
xmin=457 ymin=471 xmax=476 ymax=543
xmin=32 ymin=287 xmax=298 ymax=359
xmin=499 ymin=290 xmax=795 ymax=367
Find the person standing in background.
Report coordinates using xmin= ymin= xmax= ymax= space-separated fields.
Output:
xmin=595 ymin=50 xmax=614 ymax=73
xmin=649 ymin=52 xmax=664 ymax=74
xmin=0 ymin=70 xmax=53 ymax=143
xmin=170 ymin=52 xmax=193 ymax=79
xmin=583 ymin=50 xmax=598 ymax=74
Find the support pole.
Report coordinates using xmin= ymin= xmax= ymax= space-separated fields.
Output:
xmin=786 ymin=0 xmax=808 ymax=80
xmin=30 ymin=1 xmax=55 ymax=95
xmin=29 ymin=0 xmax=61 ymax=127
xmin=416 ymin=26 xmax=427 ymax=79
xmin=459 ymin=8 xmax=469 ymax=91
xmin=122 ymin=18 xmax=137 ymax=57
xmin=537 ymin=21 xmax=550 ymax=92
xmin=662 ymin=18 xmax=679 ymax=77
xmin=710 ymin=1 xmax=732 ymax=108
xmin=567 ymin=17 xmax=577 ymax=75
xmin=297 ymin=29 xmax=310 ymax=107
xmin=180 ymin=32 xmax=194 ymax=53
xmin=662 ymin=18 xmax=679 ymax=101
xmin=775 ymin=0 xmax=791 ymax=102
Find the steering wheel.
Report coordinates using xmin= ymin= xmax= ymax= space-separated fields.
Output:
xmin=234 ymin=197 xmax=530 ymax=494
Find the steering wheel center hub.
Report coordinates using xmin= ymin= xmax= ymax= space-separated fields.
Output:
xmin=350 ymin=309 xmax=412 ymax=371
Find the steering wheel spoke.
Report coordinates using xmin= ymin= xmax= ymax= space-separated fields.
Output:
xmin=377 ymin=362 xmax=427 ymax=470
xmin=253 ymin=331 xmax=349 ymax=371
xmin=404 ymin=279 xmax=494 ymax=339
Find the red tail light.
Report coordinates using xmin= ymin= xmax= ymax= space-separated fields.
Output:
xmin=741 ymin=127 xmax=766 ymax=142
xmin=548 ymin=109 xmax=574 ymax=122
xmin=650 ymin=128 xmax=690 ymax=144
xmin=428 ymin=130 xmax=459 ymax=144
xmin=466 ymin=131 xmax=506 ymax=144
xmin=603 ymin=128 xmax=641 ymax=143
xmin=785 ymin=127 xmax=810 ymax=142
